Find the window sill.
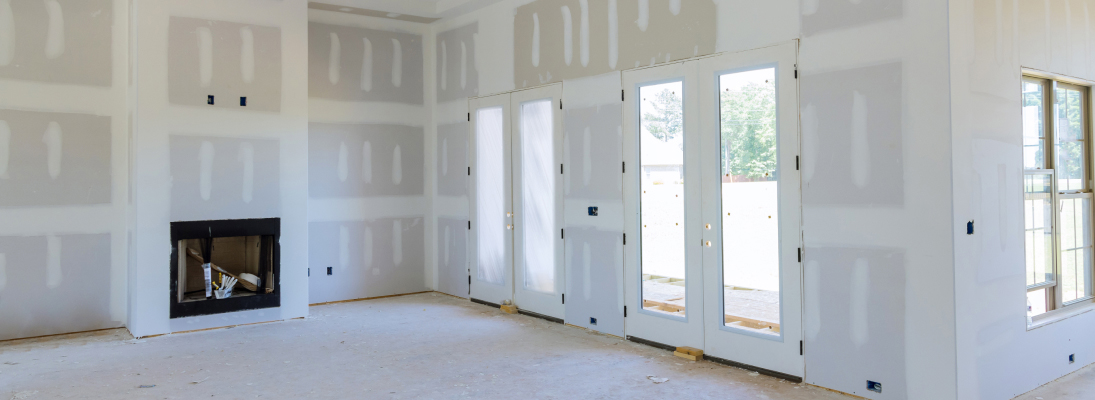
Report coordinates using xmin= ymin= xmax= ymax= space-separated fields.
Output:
xmin=1028 ymin=299 xmax=1095 ymax=331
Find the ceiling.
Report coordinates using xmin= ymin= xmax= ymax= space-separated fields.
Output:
xmin=309 ymin=0 xmax=508 ymax=23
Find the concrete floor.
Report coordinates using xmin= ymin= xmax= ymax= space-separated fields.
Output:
xmin=0 ymin=292 xmax=856 ymax=399
xmin=1014 ymin=361 xmax=1095 ymax=400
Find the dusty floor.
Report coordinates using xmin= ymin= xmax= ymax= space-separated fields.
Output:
xmin=0 ymin=292 xmax=858 ymax=399
xmin=1014 ymin=360 xmax=1095 ymax=400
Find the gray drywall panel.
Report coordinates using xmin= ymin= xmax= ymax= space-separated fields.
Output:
xmin=564 ymin=227 xmax=623 ymax=337
xmin=309 ymin=122 xmax=424 ymax=198
xmin=308 ymin=218 xmax=427 ymax=304
xmin=801 ymin=0 xmax=903 ymax=36
xmin=804 ymin=246 xmax=906 ymax=399
xmin=436 ymin=217 xmax=469 ymax=299
xmin=435 ymin=23 xmax=479 ymax=103
xmin=436 ymin=122 xmax=467 ymax=197
xmin=0 ymin=234 xmax=115 ymax=341
xmin=308 ymin=22 xmax=424 ymax=104
xmin=0 ymin=109 xmax=111 ymax=207
xmin=0 ymin=0 xmax=112 ymax=86
xmin=801 ymin=63 xmax=904 ymax=207
xmin=514 ymin=0 xmax=716 ymax=87
xmin=167 ymin=17 xmax=282 ymax=112
xmin=169 ymin=135 xmax=280 ymax=221
xmin=564 ymin=103 xmax=622 ymax=200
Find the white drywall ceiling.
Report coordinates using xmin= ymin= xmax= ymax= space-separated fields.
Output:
xmin=312 ymin=0 xmax=508 ymax=21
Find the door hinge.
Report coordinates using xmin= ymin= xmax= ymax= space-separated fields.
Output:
xmin=468 ymin=166 xmax=471 ymax=176
xmin=621 ymin=89 xmax=625 ymax=101
xmin=562 ymin=293 xmax=565 ymax=304
xmin=794 ymin=70 xmax=798 ymax=79
xmin=624 ymin=306 xmax=628 ymax=317
xmin=561 ymin=229 xmax=565 ymax=239
xmin=800 ymin=340 xmax=804 ymax=355
xmin=468 ymin=112 xmax=471 ymax=121
xmin=308 ymin=267 xmax=310 ymax=277
xmin=561 ymin=164 xmax=564 ymax=174
xmin=796 ymin=156 xmax=799 ymax=171
xmin=623 ymin=233 xmax=627 ymax=245
xmin=468 ymin=221 xmax=471 ymax=230
xmin=798 ymin=248 xmax=803 ymax=263
xmin=622 ymin=161 xmax=626 ymax=173
xmin=560 ymin=100 xmax=563 ymax=109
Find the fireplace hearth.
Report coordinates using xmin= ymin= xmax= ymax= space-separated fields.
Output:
xmin=170 ymin=218 xmax=280 ymax=319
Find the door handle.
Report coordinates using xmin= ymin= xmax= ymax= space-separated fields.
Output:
xmin=705 ymin=241 xmax=712 ymax=247
xmin=507 ymin=224 xmax=514 ymax=230
xmin=705 ymin=224 xmax=712 ymax=230
xmin=506 ymin=212 xmax=513 ymax=218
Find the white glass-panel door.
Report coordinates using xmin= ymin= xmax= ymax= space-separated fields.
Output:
xmin=469 ymin=93 xmax=514 ymax=305
xmin=698 ymin=42 xmax=803 ymax=378
xmin=623 ymin=61 xmax=706 ymax=349
xmin=512 ymin=84 xmax=566 ymax=319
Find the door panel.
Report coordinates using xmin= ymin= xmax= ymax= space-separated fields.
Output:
xmin=623 ymin=62 xmax=705 ymax=349
xmin=699 ymin=42 xmax=803 ymax=378
xmin=512 ymin=84 xmax=565 ymax=319
xmin=469 ymin=93 xmax=513 ymax=305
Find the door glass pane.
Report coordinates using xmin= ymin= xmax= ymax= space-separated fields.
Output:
xmin=718 ymin=68 xmax=780 ymax=335
xmin=477 ymin=107 xmax=505 ymax=285
xmin=1059 ymin=197 xmax=1093 ymax=303
xmin=1025 ymin=174 xmax=1054 ymax=287
xmin=639 ymin=81 xmax=686 ymax=317
xmin=1056 ymin=87 xmax=1085 ymax=191
xmin=1022 ymin=81 xmax=1046 ymax=170
xmin=520 ymin=99 xmax=555 ymax=293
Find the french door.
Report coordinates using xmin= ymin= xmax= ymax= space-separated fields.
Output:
xmin=623 ymin=42 xmax=802 ymax=377
xmin=469 ymin=85 xmax=565 ymax=320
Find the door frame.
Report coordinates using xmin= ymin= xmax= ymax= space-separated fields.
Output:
xmin=511 ymin=84 xmax=566 ymax=320
xmin=622 ymin=61 xmax=706 ymax=349
xmin=697 ymin=41 xmax=804 ymax=379
xmin=469 ymin=93 xmax=514 ymax=306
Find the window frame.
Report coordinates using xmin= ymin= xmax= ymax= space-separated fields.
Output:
xmin=1022 ymin=70 xmax=1095 ymax=326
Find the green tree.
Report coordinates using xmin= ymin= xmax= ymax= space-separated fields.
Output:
xmin=643 ymin=89 xmax=683 ymax=142
xmin=720 ymin=80 xmax=777 ymax=180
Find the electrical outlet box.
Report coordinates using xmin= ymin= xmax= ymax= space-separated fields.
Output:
xmin=240 ymin=97 xmax=247 ymax=106
xmin=588 ymin=207 xmax=598 ymax=216
xmin=207 ymin=95 xmax=214 ymax=105
xmin=327 ymin=266 xmax=333 ymax=276
xmin=867 ymin=381 xmax=882 ymax=393
xmin=1070 ymin=354 xmax=1076 ymax=364
xmin=590 ymin=317 xmax=597 ymax=325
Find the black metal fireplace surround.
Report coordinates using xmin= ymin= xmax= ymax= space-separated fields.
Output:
xmin=170 ymin=218 xmax=280 ymax=319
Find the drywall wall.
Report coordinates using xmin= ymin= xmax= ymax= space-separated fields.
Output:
xmin=128 ymin=0 xmax=309 ymax=337
xmin=433 ymin=0 xmax=958 ymax=398
xmin=307 ymin=9 xmax=429 ymax=304
xmin=951 ymin=1 xmax=1095 ymax=398
xmin=0 ymin=0 xmax=126 ymax=341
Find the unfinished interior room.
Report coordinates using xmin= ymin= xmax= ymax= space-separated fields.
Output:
xmin=6 ymin=0 xmax=1095 ymax=399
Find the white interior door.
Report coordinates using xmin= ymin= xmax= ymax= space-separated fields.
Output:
xmin=698 ymin=42 xmax=803 ymax=378
xmin=511 ymin=84 xmax=565 ymax=319
xmin=469 ymin=93 xmax=514 ymax=305
xmin=623 ymin=61 xmax=705 ymax=349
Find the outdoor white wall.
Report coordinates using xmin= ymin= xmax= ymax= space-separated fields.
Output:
xmin=307 ymin=9 xmax=430 ymax=304
xmin=952 ymin=1 xmax=1095 ymax=398
xmin=0 ymin=0 xmax=128 ymax=341
xmin=128 ymin=0 xmax=309 ymax=337
xmin=431 ymin=1 xmax=957 ymax=398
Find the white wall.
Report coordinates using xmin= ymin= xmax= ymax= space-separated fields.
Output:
xmin=952 ymin=0 xmax=1095 ymax=398
xmin=431 ymin=1 xmax=957 ymax=398
xmin=0 ymin=0 xmax=128 ymax=341
xmin=306 ymin=10 xmax=430 ymax=304
xmin=127 ymin=0 xmax=310 ymax=337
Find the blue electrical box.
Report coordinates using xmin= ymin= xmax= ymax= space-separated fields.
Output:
xmin=588 ymin=207 xmax=598 ymax=216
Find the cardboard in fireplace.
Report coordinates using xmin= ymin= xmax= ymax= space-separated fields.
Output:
xmin=170 ymin=218 xmax=280 ymax=319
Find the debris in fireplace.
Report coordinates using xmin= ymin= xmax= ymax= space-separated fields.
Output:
xmin=186 ymin=248 xmax=260 ymax=292
xmin=213 ymin=275 xmax=237 ymax=299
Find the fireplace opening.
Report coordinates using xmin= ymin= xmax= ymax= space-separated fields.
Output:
xmin=170 ymin=218 xmax=280 ymax=319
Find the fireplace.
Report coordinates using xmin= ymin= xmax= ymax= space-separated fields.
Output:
xmin=170 ymin=218 xmax=280 ymax=319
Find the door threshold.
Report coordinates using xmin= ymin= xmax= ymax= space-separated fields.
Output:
xmin=625 ymin=335 xmax=677 ymax=352
xmin=470 ymin=298 xmax=502 ymax=308
xmin=517 ymin=309 xmax=564 ymax=324
xmin=703 ymin=354 xmax=802 ymax=383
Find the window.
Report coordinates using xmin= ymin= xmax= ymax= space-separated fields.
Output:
xmin=1022 ymin=75 xmax=1094 ymax=324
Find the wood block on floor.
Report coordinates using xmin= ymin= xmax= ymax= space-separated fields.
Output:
xmin=500 ymin=304 xmax=518 ymax=314
xmin=674 ymin=346 xmax=703 ymax=361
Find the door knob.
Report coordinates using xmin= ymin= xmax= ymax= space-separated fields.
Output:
xmin=506 ymin=212 xmax=513 ymax=218
xmin=507 ymin=224 xmax=514 ymax=230
xmin=705 ymin=224 xmax=712 ymax=230
xmin=705 ymin=241 xmax=712 ymax=247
